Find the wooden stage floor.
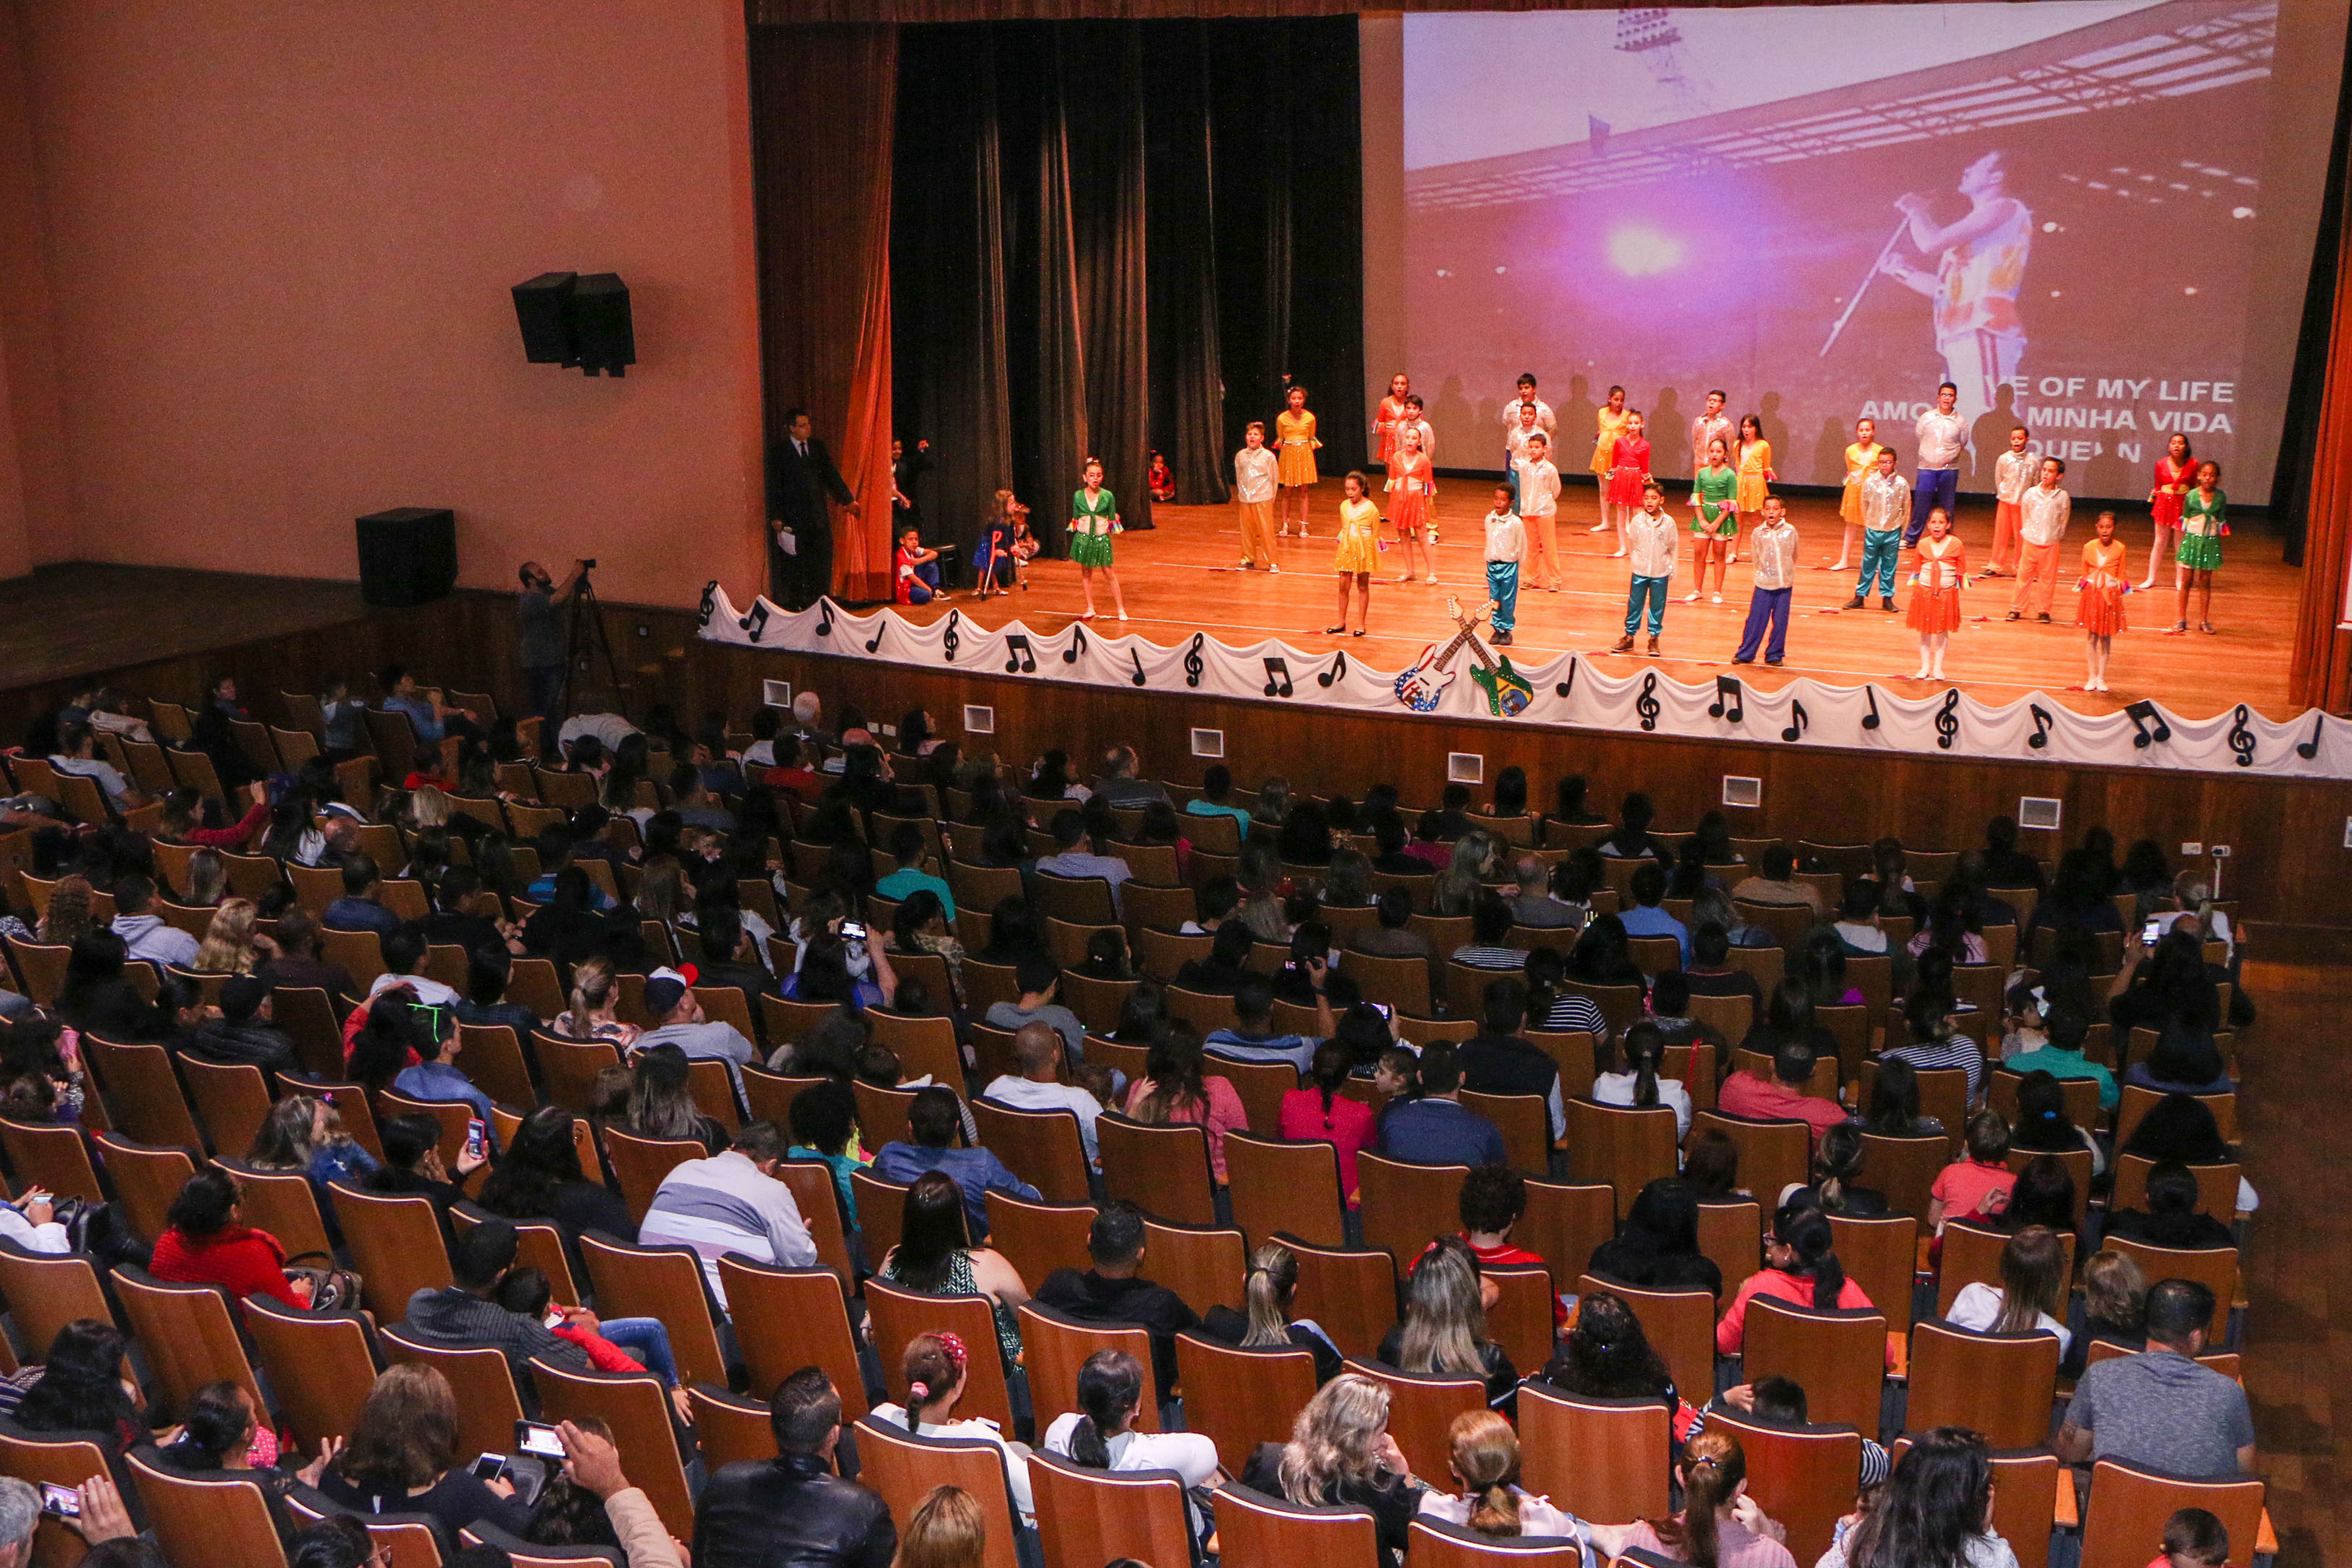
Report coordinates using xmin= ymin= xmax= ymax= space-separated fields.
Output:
xmin=908 ymin=480 xmax=2304 ymax=721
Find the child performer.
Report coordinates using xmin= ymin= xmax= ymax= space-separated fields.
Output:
xmin=1274 ymin=385 xmax=1321 ymax=537
xmin=1603 ymin=410 xmax=1651 ymax=558
xmin=2173 ymin=459 xmax=2225 ymax=635
xmin=1831 ymin=416 xmax=1885 ymax=573
xmin=1732 ymin=414 xmax=1774 ymax=563
xmin=1686 ymin=435 xmax=1737 ymax=602
xmin=1069 ymin=457 xmax=1128 ymax=621
xmin=1499 ymin=372 xmax=1555 ymax=469
xmin=2142 ymin=433 xmax=2194 ymax=590
xmin=1688 ymin=390 xmax=1732 ymax=504
xmin=2077 ymin=510 xmax=2128 ymax=692
xmin=1328 ymin=471 xmax=1380 ymax=637
xmin=1847 ymin=447 xmax=1908 ymax=612
xmin=1483 ymin=483 xmax=1525 ymax=647
xmin=1589 ymin=384 xmax=1629 ymax=539
xmin=1515 ymin=431 xmax=1564 ymax=592
xmin=1613 ymin=480 xmax=1677 ymax=656
xmin=1731 ymin=496 xmax=1797 ymax=667
xmin=1375 ymin=373 xmax=1412 ymax=466
xmin=1982 ymin=425 xmax=2034 ymax=579
xmin=894 ymin=526 xmax=943 ymax=605
xmin=1146 ymin=449 xmax=1175 ymax=503
xmin=1402 ymin=394 xmax=1439 ymax=545
xmin=1233 ymin=422 xmax=1281 ymax=572
xmin=1504 ymin=400 xmax=1544 ymax=513
xmin=2006 ymin=456 xmax=2071 ymax=623
xmin=1008 ymin=504 xmax=1039 ymax=587
xmin=1386 ymin=425 xmax=1437 ymax=584
xmin=976 ymin=490 xmax=1018 ymax=599
xmin=1907 ymin=508 xmax=1965 ymax=680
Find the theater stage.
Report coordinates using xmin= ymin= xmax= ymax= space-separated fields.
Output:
xmin=887 ymin=477 xmax=2298 ymax=723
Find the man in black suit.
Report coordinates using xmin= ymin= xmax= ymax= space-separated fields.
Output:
xmin=767 ymin=406 xmax=858 ymax=608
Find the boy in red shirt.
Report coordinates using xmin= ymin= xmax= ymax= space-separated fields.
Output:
xmin=1457 ymin=1163 xmax=1567 ymax=1331
xmin=1929 ymin=1110 xmax=2017 ymax=1233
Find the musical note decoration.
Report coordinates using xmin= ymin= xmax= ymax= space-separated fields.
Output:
xmin=1636 ymin=673 xmax=1661 ymax=733
xmin=1318 ymin=652 xmax=1349 ymax=689
xmin=1555 ymin=659 xmax=1577 ymax=702
xmin=1128 ymin=649 xmax=1147 ymax=688
xmin=2124 ymin=699 xmax=2171 ymax=750
xmin=1781 ymin=699 xmax=1809 ymax=743
xmin=2027 ymin=703 xmax=2054 ymax=751
xmin=1709 ymin=676 xmax=1744 ymax=725
xmin=1003 ymin=634 xmax=1036 ymax=675
xmin=1184 ymin=634 xmax=1206 ymax=689
xmin=939 ymin=610 xmax=960 ymax=662
xmin=1063 ymin=626 xmax=1087 ymax=665
xmin=864 ymin=618 xmax=886 ymax=654
xmin=2297 ymin=713 xmax=2324 ymax=760
xmin=1263 ymin=657 xmax=1294 ymax=699
xmin=2227 ymin=705 xmax=2257 ymax=769
xmin=738 ymin=601 xmax=771 ymax=644
xmin=697 ymin=581 xmax=717 ymax=629
xmin=1933 ymin=689 xmax=1961 ymax=751
xmin=1861 ymin=686 xmax=1881 ymax=730
xmin=814 ymin=599 xmax=833 ymax=638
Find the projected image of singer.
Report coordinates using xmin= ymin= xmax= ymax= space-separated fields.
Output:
xmin=1876 ymin=151 xmax=2033 ymax=426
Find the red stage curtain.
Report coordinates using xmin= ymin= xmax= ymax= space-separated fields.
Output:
xmin=2291 ymin=95 xmax=2352 ymax=712
xmin=748 ymin=25 xmax=897 ymax=602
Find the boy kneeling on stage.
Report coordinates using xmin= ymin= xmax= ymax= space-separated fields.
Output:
xmin=1613 ymin=480 xmax=1677 ymax=657
xmin=895 ymin=525 xmax=943 ymax=605
xmin=1483 ymin=485 xmax=1525 ymax=647
xmin=1731 ymin=495 xmax=1797 ymax=667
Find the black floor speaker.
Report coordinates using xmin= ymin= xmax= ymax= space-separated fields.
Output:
xmin=355 ymin=507 xmax=458 ymax=607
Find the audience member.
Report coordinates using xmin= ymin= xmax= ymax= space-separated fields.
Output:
xmin=1035 ymin=1202 xmax=1199 ymax=1402
xmin=2057 ymin=1279 xmax=2254 ymax=1475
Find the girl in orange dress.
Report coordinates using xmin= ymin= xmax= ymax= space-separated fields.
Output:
xmin=2141 ymin=433 xmax=2192 ymax=591
xmin=2076 ymin=510 xmax=2128 ymax=693
xmin=1374 ymin=373 xmax=1412 ymax=466
xmin=1906 ymin=507 xmax=1964 ymax=680
xmin=1385 ymin=424 xmax=1436 ymax=584
xmin=1275 ymin=385 xmax=1321 ymax=537
xmin=1589 ymin=384 xmax=1629 ymax=542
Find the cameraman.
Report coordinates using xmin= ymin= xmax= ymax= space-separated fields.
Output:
xmin=519 ymin=559 xmax=588 ymax=730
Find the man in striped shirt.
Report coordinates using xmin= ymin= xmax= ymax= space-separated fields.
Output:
xmin=639 ymin=1120 xmax=817 ymax=1309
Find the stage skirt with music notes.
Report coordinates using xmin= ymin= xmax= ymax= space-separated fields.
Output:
xmin=2077 ymin=539 xmax=2129 ymax=636
xmin=1069 ymin=486 xmax=1117 ymax=568
xmin=1906 ymin=537 xmax=1965 ymax=634
xmin=1332 ymin=498 xmax=1381 ymax=575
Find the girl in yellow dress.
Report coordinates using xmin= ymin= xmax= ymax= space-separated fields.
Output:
xmin=1589 ymin=384 xmax=1629 ymax=544
xmin=1275 ymin=385 xmax=1321 ymax=538
xmin=2076 ymin=510 xmax=2128 ymax=693
xmin=1733 ymin=415 xmax=1773 ymax=562
xmin=1833 ymin=417 xmax=1885 ymax=573
xmin=1328 ymin=471 xmax=1379 ymax=637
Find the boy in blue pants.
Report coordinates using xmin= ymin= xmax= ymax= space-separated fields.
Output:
xmin=1612 ymin=480 xmax=1678 ymax=655
xmin=1846 ymin=446 xmax=1908 ymax=612
xmin=1482 ymin=484 xmax=1525 ymax=646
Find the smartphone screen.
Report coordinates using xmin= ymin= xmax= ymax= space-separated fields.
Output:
xmin=466 ymin=1118 xmax=488 ymax=1161
xmin=515 ymin=1420 xmax=567 ymax=1460
xmin=2142 ymin=918 xmax=2165 ymax=945
xmin=38 ymin=1483 xmax=78 ymax=1518
xmin=470 ymin=1453 xmax=507 ymax=1483
xmin=1370 ymin=1002 xmax=1395 ymax=1021
xmin=838 ymin=921 xmax=867 ymax=940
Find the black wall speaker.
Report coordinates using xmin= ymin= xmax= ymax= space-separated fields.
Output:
xmin=511 ymin=271 xmax=634 ymax=377
xmin=355 ymin=507 xmax=458 ymax=608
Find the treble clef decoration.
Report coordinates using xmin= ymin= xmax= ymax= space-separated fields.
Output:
xmin=1063 ymin=626 xmax=1087 ymax=665
xmin=2227 ymin=704 xmax=2257 ymax=768
xmin=2124 ymin=699 xmax=2172 ymax=751
xmin=1184 ymin=634 xmax=1206 ymax=689
xmin=697 ymin=581 xmax=717 ymax=629
xmin=1555 ymin=658 xmax=1576 ymax=703
xmin=814 ymin=600 xmax=833 ymax=639
xmin=1128 ymin=649 xmax=1146 ymax=688
xmin=1934 ymin=689 xmax=1961 ymax=751
xmin=1860 ymin=685 xmax=1881 ymax=731
xmin=1635 ymin=673 xmax=1661 ymax=733
xmin=1318 ymin=652 xmax=1349 ymax=689
xmin=738 ymin=601 xmax=771 ymax=644
xmin=2297 ymin=712 xmax=2324 ymax=760
xmin=2027 ymin=703 xmax=2054 ymax=751
xmin=1780 ymin=699 xmax=1809 ymax=744
xmin=939 ymin=610 xmax=960 ymax=662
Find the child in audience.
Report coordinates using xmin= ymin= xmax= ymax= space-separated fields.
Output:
xmin=2152 ymin=1507 xmax=2228 ymax=1568
xmin=1927 ymin=1111 xmax=2015 ymax=1233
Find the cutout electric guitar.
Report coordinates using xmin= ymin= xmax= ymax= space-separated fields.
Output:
xmin=1392 ymin=618 xmax=1482 ymax=712
xmin=1444 ymin=597 xmax=1535 ymax=717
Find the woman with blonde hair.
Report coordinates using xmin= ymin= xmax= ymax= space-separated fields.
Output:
xmin=1946 ymin=1224 xmax=2071 ymax=1354
xmin=1417 ymin=1409 xmax=1585 ymax=1541
xmin=182 ymin=848 xmax=229 ymax=909
xmin=554 ymin=955 xmax=640 ymax=1047
xmin=895 ymin=1485 xmax=986 ymax=1568
xmin=35 ymin=875 xmax=96 ymax=946
xmin=246 ymin=1093 xmax=378 ymax=1193
xmin=1241 ymin=1371 xmax=1425 ymax=1565
xmin=1200 ymin=1242 xmax=1343 ymax=1384
xmin=1588 ymin=1430 xmax=1794 ymax=1567
xmin=192 ymin=898 xmax=273 ymax=974
xmin=633 ymin=855 xmax=690 ymax=927
xmin=404 ymin=783 xmax=453 ymax=832
xmin=1378 ymin=1236 xmax=1517 ymax=1411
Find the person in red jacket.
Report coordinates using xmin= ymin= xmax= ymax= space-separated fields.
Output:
xmin=1716 ymin=1201 xmax=1879 ymax=1360
xmin=149 ymin=1167 xmax=310 ymax=1311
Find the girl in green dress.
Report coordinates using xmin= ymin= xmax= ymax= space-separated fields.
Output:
xmin=1070 ymin=457 xmax=1128 ymax=621
xmin=2173 ymin=459 xmax=2225 ymax=636
xmin=1686 ymin=435 xmax=1738 ymax=603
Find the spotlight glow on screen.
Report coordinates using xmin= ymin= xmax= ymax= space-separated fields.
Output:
xmin=1401 ymin=0 xmax=2296 ymax=497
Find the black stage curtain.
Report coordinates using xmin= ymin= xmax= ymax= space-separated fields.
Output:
xmin=892 ymin=17 xmax=1363 ymax=556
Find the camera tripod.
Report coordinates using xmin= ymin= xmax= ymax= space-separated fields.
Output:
xmin=558 ymin=563 xmax=625 ymax=718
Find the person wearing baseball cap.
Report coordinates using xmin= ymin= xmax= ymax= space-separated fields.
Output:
xmin=634 ymin=966 xmax=754 ymax=1087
